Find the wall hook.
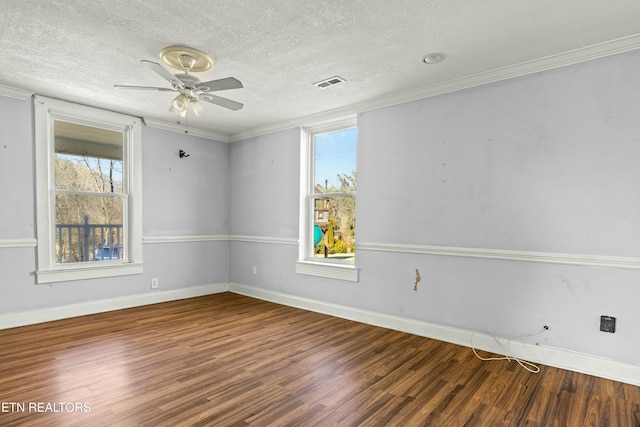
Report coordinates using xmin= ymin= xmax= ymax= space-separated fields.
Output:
xmin=179 ymin=150 xmax=190 ymax=158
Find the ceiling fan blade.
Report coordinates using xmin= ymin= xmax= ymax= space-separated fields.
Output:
xmin=196 ymin=77 xmax=243 ymax=92
xmin=198 ymin=93 xmax=243 ymax=111
xmin=140 ymin=60 xmax=184 ymax=88
xmin=114 ymin=84 xmax=176 ymax=92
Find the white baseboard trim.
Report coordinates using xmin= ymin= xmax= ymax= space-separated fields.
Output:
xmin=4 ymin=281 xmax=637 ymax=386
xmin=0 ymin=283 xmax=229 ymax=330
xmin=229 ymin=282 xmax=640 ymax=387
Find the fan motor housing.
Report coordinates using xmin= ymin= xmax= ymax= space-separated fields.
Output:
xmin=175 ymin=73 xmax=201 ymax=88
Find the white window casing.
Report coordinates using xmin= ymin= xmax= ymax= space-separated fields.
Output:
xmin=297 ymin=117 xmax=359 ymax=282
xmin=34 ymin=96 xmax=143 ymax=283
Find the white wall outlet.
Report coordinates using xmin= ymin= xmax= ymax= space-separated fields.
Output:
xmin=251 ymin=266 xmax=257 ymax=275
xmin=151 ymin=278 xmax=159 ymax=289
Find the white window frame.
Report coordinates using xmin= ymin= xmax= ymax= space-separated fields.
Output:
xmin=34 ymin=96 xmax=143 ymax=283
xmin=296 ymin=116 xmax=359 ymax=282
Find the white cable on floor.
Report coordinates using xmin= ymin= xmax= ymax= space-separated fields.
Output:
xmin=471 ymin=327 xmax=548 ymax=374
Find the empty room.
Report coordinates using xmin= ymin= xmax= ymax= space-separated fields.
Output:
xmin=1 ymin=1 xmax=640 ymax=425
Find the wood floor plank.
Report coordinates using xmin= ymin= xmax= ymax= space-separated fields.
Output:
xmin=0 ymin=292 xmax=639 ymax=426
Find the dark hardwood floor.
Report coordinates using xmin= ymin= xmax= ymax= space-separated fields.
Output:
xmin=0 ymin=292 xmax=638 ymax=426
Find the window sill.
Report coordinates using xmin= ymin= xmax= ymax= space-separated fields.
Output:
xmin=36 ymin=262 xmax=143 ymax=284
xmin=295 ymin=261 xmax=359 ymax=282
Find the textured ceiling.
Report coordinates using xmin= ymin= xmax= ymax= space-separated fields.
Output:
xmin=2 ymin=1 xmax=640 ymax=140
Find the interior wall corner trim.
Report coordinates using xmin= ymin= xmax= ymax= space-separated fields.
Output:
xmin=357 ymin=242 xmax=640 ymax=270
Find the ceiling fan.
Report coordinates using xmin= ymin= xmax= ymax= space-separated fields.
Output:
xmin=114 ymin=46 xmax=243 ymax=117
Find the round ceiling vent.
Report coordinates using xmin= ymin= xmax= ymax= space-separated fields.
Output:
xmin=423 ymin=53 xmax=445 ymax=64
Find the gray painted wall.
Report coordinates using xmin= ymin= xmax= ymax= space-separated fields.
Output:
xmin=0 ymin=101 xmax=230 ymax=313
xmin=142 ymin=127 xmax=230 ymax=237
xmin=229 ymin=128 xmax=300 ymax=238
xmin=229 ymin=50 xmax=640 ymax=366
xmin=0 ymin=96 xmax=34 ymax=240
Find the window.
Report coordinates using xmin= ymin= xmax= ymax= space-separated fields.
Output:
xmin=297 ymin=117 xmax=359 ymax=281
xmin=34 ymin=96 xmax=143 ymax=283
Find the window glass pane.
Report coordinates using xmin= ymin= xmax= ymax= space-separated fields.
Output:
xmin=314 ymin=127 xmax=357 ymax=192
xmin=54 ymin=120 xmax=123 ymax=193
xmin=312 ymin=126 xmax=356 ymax=264
xmin=313 ymin=194 xmax=356 ymax=262
xmin=55 ymin=194 xmax=124 ymax=263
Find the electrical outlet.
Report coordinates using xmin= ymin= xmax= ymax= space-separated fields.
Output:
xmin=151 ymin=278 xmax=159 ymax=289
xmin=600 ymin=315 xmax=616 ymax=333
xmin=251 ymin=266 xmax=257 ymax=275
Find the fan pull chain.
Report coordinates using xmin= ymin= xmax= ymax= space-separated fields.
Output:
xmin=177 ymin=110 xmax=189 ymax=134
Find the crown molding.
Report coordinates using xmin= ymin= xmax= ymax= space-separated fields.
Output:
xmin=142 ymin=117 xmax=230 ymax=143
xmin=0 ymin=83 xmax=33 ymax=101
xmin=229 ymin=108 xmax=360 ymax=142
xmin=354 ymin=32 xmax=640 ymax=113
xmin=229 ymin=33 xmax=640 ymax=142
xmin=3 ymin=34 xmax=639 ymax=143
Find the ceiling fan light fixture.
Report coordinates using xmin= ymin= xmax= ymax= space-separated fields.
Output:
xmin=171 ymin=93 xmax=189 ymax=112
xmin=116 ymin=47 xmax=243 ymax=116
xmin=190 ymin=98 xmax=205 ymax=116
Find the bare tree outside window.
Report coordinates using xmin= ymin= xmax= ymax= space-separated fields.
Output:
xmin=54 ymin=120 xmax=125 ymax=263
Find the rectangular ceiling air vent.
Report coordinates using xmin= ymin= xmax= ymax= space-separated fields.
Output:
xmin=313 ymin=76 xmax=346 ymax=88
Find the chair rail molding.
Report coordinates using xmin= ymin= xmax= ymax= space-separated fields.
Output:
xmin=0 ymin=238 xmax=38 ymax=248
xmin=143 ymin=235 xmax=229 ymax=244
xmin=357 ymin=242 xmax=640 ymax=270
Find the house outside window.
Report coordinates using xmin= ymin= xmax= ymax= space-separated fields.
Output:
xmin=297 ymin=117 xmax=359 ymax=282
xmin=34 ymin=96 xmax=143 ymax=283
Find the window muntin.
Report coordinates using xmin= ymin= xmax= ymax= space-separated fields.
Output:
xmin=35 ymin=96 xmax=142 ymax=283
